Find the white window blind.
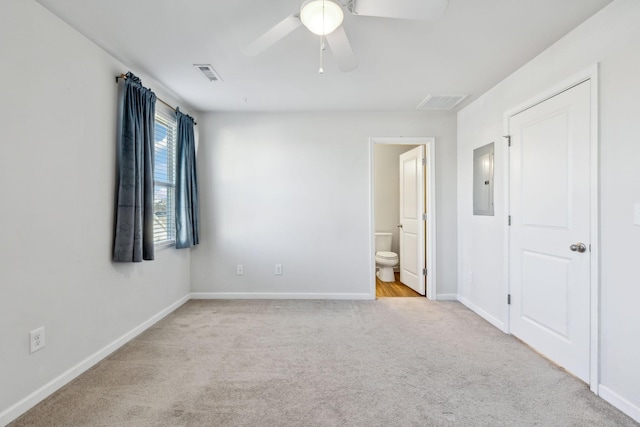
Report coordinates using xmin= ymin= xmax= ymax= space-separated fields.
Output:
xmin=153 ymin=106 xmax=177 ymax=244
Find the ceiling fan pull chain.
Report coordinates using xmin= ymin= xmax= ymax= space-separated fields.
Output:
xmin=319 ymin=35 xmax=325 ymax=74
xmin=319 ymin=0 xmax=326 ymax=74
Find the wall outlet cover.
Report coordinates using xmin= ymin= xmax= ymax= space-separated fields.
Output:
xmin=30 ymin=327 xmax=45 ymax=353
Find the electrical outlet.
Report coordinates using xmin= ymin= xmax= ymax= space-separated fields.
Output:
xmin=30 ymin=327 xmax=45 ymax=353
xmin=275 ymin=264 xmax=283 ymax=275
xmin=236 ymin=264 xmax=244 ymax=275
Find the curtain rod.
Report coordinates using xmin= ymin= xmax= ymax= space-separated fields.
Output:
xmin=115 ymin=74 xmax=197 ymax=125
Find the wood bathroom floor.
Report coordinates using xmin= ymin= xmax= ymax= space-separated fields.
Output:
xmin=376 ymin=273 xmax=422 ymax=297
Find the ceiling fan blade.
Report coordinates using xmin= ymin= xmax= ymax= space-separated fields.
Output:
xmin=243 ymin=14 xmax=302 ymax=56
xmin=325 ymin=26 xmax=357 ymax=72
xmin=349 ymin=0 xmax=448 ymax=20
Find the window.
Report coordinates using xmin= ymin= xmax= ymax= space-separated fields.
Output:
xmin=153 ymin=106 xmax=177 ymax=244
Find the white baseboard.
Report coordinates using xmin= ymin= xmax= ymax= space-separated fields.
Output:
xmin=436 ymin=293 xmax=457 ymax=301
xmin=0 ymin=294 xmax=191 ymax=427
xmin=457 ymin=295 xmax=506 ymax=332
xmin=599 ymin=385 xmax=640 ymax=423
xmin=190 ymin=292 xmax=373 ymax=300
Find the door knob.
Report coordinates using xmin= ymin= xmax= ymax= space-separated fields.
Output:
xmin=569 ymin=243 xmax=587 ymax=253
xmin=397 ymin=224 xmax=403 ymax=228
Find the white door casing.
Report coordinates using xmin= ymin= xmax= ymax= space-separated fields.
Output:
xmin=399 ymin=145 xmax=426 ymax=296
xmin=369 ymin=137 xmax=436 ymax=300
xmin=508 ymin=80 xmax=591 ymax=382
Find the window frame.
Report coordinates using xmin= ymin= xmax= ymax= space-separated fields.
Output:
xmin=153 ymin=105 xmax=177 ymax=247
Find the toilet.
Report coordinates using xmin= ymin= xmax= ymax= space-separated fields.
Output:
xmin=375 ymin=232 xmax=399 ymax=282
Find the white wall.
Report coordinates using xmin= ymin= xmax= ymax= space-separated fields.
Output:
xmin=457 ymin=0 xmax=640 ymax=420
xmin=191 ymin=112 xmax=457 ymax=297
xmin=374 ymin=144 xmax=418 ymax=257
xmin=0 ymin=1 xmax=196 ymax=423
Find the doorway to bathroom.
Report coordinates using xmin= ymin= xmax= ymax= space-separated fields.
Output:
xmin=370 ymin=137 xmax=436 ymax=299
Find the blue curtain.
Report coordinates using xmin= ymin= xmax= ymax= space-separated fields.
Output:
xmin=113 ymin=72 xmax=156 ymax=262
xmin=175 ymin=108 xmax=199 ymax=249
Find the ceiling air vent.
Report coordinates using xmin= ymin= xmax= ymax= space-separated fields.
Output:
xmin=417 ymin=94 xmax=468 ymax=110
xmin=194 ymin=64 xmax=222 ymax=82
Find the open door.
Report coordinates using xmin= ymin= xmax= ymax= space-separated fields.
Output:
xmin=399 ymin=146 xmax=425 ymax=295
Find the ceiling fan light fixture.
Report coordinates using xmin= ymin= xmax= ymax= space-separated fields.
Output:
xmin=300 ymin=0 xmax=344 ymax=36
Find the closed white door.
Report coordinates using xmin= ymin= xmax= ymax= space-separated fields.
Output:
xmin=509 ymin=81 xmax=591 ymax=382
xmin=399 ymin=146 xmax=425 ymax=295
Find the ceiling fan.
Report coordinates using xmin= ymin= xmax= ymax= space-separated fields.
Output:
xmin=244 ymin=0 xmax=449 ymax=73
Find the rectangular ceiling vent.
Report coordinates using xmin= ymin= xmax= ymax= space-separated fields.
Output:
xmin=194 ymin=64 xmax=222 ymax=82
xmin=417 ymin=94 xmax=468 ymax=110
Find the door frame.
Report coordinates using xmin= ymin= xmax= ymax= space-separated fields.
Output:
xmin=369 ymin=137 xmax=437 ymax=300
xmin=502 ymin=64 xmax=599 ymax=393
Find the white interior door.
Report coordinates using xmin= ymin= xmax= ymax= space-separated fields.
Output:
xmin=509 ymin=81 xmax=591 ymax=382
xmin=399 ymin=146 xmax=425 ymax=295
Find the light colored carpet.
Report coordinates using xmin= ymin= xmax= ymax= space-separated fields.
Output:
xmin=10 ymin=299 xmax=638 ymax=426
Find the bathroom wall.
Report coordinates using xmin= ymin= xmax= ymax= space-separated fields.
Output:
xmin=374 ymin=144 xmax=419 ymax=257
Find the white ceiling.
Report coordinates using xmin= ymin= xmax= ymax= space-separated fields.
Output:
xmin=35 ymin=0 xmax=612 ymax=113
